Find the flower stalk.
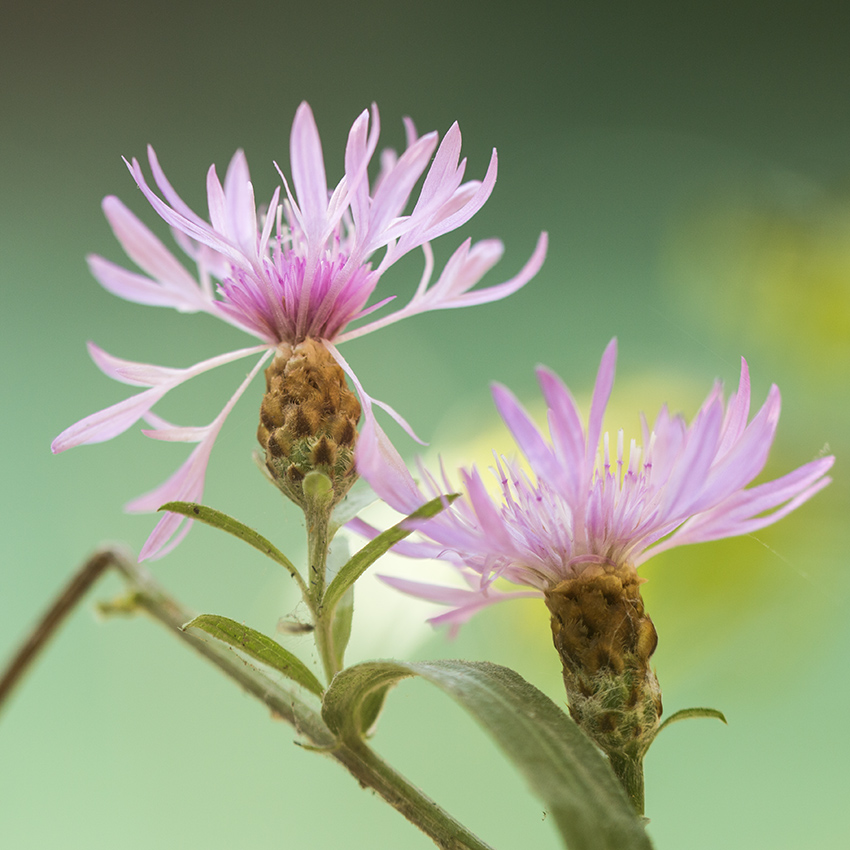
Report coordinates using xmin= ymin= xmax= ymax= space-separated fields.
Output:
xmin=303 ymin=500 xmax=341 ymax=682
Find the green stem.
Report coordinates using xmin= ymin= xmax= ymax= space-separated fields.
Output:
xmin=607 ymin=752 xmax=645 ymax=817
xmin=307 ymin=509 xmax=330 ymax=603
xmin=302 ymin=504 xmax=339 ymax=683
xmin=334 ymin=739 xmax=494 ymax=850
xmin=104 ymin=549 xmax=493 ymax=850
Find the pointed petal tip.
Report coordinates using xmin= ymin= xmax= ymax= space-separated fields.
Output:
xmin=489 ymin=380 xmax=515 ymax=409
xmin=596 ymin=337 xmax=619 ymax=385
xmin=294 ymin=101 xmax=316 ymax=126
xmin=534 ymin=363 xmax=565 ymax=393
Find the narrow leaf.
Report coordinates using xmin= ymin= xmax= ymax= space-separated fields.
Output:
xmin=323 ymin=494 xmax=457 ymax=615
xmin=323 ymin=660 xmax=653 ymax=850
xmin=326 ymin=537 xmax=353 ymax=670
xmin=331 ymin=587 xmax=354 ymax=672
xmin=185 ymin=614 xmax=324 ymax=697
xmin=653 ymin=706 xmax=727 ymax=742
xmin=358 ymin=682 xmax=393 ymax=737
xmin=160 ymin=501 xmax=304 ymax=589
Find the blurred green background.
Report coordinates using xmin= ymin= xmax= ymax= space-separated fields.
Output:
xmin=2 ymin=1 xmax=848 ymax=847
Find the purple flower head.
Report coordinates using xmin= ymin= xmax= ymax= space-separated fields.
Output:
xmin=355 ymin=339 xmax=834 ymax=631
xmin=53 ymin=102 xmax=547 ymax=560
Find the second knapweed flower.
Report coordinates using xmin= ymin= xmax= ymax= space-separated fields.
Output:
xmin=355 ymin=339 xmax=833 ymax=811
xmin=52 ymin=102 xmax=547 ymax=559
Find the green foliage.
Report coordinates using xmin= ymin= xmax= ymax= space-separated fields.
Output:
xmin=652 ymin=706 xmax=728 ymax=743
xmin=159 ymin=501 xmax=304 ymax=590
xmin=322 ymin=494 xmax=458 ymax=616
xmin=184 ymin=614 xmax=324 ymax=697
xmin=330 ymin=586 xmax=354 ymax=672
xmin=323 ymin=659 xmax=654 ymax=850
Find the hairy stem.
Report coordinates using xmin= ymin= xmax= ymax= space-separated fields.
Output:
xmin=302 ymin=501 xmax=341 ymax=683
xmin=334 ymin=739 xmax=495 ymax=850
xmin=607 ymin=753 xmax=645 ymax=817
xmin=305 ymin=498 xmax=332 ymax=606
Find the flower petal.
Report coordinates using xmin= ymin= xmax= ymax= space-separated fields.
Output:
xmin=51 ymin=384 xmax=170 ymax=452
xmin=129 ymin=351 xmax=271 ymax=559
xmin=290 ymin=102 xmax=329 ymax=246
xmin=52 ymin=344 xmax=270 ymax=452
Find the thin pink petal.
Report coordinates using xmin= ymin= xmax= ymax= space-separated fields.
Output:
xmin=324 ymin=342 xmax=426 ymax=514
xmin=86 ymin=342 xmax=182 ymax=386
xmin=51 ymin=385 xmax=170 ymax=452
xmin=336 ymin=232 xmax=547 ymax=343
xmin=52 ymin=344 xmax=270 ymax=453
xmin=87 ymin=255 xmax=206 ymax=311
xmin=130 ymin=351 xmax=271 ymax=559
xmin=491 ymin=383 xmax=555 ymax=475
xmin=222 ymin=150 xmax=259 ymax=254
xmin=290 ymin=102 xmax=329 ymax=244
xmin=101 ymin=196 xmax=207 ymax=300
xmin=717 ymin=357 xmax=752 ymax=454
xmin=585 ymin=338 xmax=618 ymax=470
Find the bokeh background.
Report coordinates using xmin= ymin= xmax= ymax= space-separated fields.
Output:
xmin=2 ymin=2 xmax=848 ymax=847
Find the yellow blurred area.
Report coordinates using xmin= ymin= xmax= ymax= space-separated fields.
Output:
xmin=665 ymin=188 xmax=850 ymax=379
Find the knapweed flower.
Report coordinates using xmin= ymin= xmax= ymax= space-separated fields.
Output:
xmin=356 ymin=339 xmax=833 ymax=807
xmin=52 ymin=102 xmax=547 ymax=560
xmin=355 ymin=338 xmax=834 ymax=629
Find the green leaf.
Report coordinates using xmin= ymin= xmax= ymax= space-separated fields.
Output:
xmin=160 ymin=502 xmax=305 ymax=590
xmin=331 ymin=586 xmax=354 ymax=672
xmin=652 ymin=706 xmax=727 ymax=743
xmin=357 ymin=681 xmax=393 ymax=738
xmin=324 ymin=537 xmax=354 ymax=671
xmin=322 ymin=494 xmax=458 ymax=616
xmin=185 ymin=614 xmax=324 ymax=697
xmin=323 ymin=660 xmax=653 ymax=850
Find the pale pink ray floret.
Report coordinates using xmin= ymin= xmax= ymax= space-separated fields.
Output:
xmin=53 ymin=102 xmax=547 ymax=559
xmin=354 ymin=339 xmax=834 ymax=631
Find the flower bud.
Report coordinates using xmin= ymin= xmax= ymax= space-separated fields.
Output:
xmin=544 ymin=563 xmax=662 ymax=775
xmin=257 ymin=339 xmax=360 ymax=510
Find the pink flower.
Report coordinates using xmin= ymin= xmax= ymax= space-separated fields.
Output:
xmin=355 ymin=339 xmax=834 ymax=630
xmin=53 ymin=102 xmax=547 ymax=560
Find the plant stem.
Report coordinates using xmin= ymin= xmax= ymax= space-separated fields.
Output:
xmin=105 ymin=549 xmax=494 ymax=850
xmin=305 ymin=500 xmax=332 ymax=606
xmin=334 ymin=739 xmax=495 ymax=850
xmin=0 ymin=551 xmax=112 ymax=714
xmin=607 ymin=752 xmax=645 ymax=817
xmin=301 ymin=504 xmax=340 ymax=683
